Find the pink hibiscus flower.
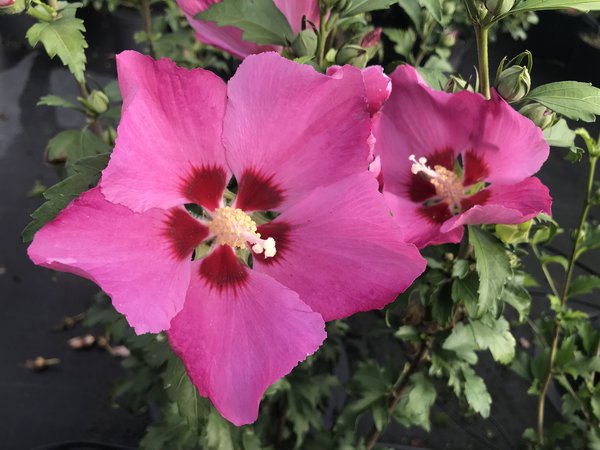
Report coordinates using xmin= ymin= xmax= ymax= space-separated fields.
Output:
xmin=177 ymin=0 xmax=320 ymax=58
xmin=374 ymin=65 xmax=552 ymax=249
xmin=28 ymin=51 xmax=426 ymax=425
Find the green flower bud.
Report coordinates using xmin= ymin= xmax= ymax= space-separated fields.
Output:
xmin=440 ymin=28 xmax=457 ymax=48
xmin=0 ymin=0 xmax=27 ymax=15
xmin=335 ymin=45 xmax=368 ymax=68
xmin=80 ymin=90 xmax=110 ymax=115
xmin=485 ymin=0 xmax=515 ymax=16
xmin=519 ymin=103 xmax=556 ymax=130
xmin=291 ymin=29 xmax=317 ymax=58
xmin=444 ymin=75 xmax=473 ymax=93
xmin=496 ymin=65 xmax=530 ymax=103
xmin=496 ymin=220 xmax=532 ymax=245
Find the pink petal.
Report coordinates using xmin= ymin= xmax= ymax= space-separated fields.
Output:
xmin=100 ymin=51 xmax=229 ymax=212
xmin=327 ymin=65 xmax=391 ymax=117
xmin=27 ymin=188 xmax=208 ymax=333
xmin=440 ymin=177 xmax=552 ymax=231
xmin=383 ymin=191 xmax=463 ymax=248
xmin=466 ymin=91 xmax=549 ymax=185
xmin=253 ymin=172 xmax=426 ymax=321
xmin=274 ymin=0 xmax=320 ymax=33
xmin=376 ymin=65 xmax=480 ymax=197
xmin=168 ymin=248 xmax=325 ymax=426
xmin=224 ymin=53 xmax=372 ymax=211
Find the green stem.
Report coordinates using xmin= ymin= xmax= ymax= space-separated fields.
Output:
xmin=140 ymin=0 xmax=156 ymax=59
xmin=364 ymin=341 xmax=428 ymax=450
xmin=531 ymin=243 xmax=560 ymax=299
xmin=536 ymin=155 xmax=598 ymax=445
xmin=474 ymin=24 xmax=491 ymax=99
xmin=316 ymin=9 xmax=329 ymax=70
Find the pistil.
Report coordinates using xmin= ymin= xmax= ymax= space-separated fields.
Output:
xmin=409 ymin=154 xmax=464 ymax=210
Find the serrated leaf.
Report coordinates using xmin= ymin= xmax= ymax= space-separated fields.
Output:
xmin=451 ymin=272 xmax=479 ymax=317
xmin=468 ymin=226 xmax=511 ymax=317
xmin=38 ymin=94 xmax=78 ymax=109
xmin=393 ymin=373 xmax=437 ymax=431
xmin=343 ymin=0 xmax=396 ymax=16
xmin=197 ymin=0 xmax=293 ymax=46
xmin=470 ymin=317 xmax=516 ymax=364
xmin=26 ymin=3 xmax=87 ymax=83
xmin=527 ymin=81 xmax=600 ymax=122
xmin=543 ymin=118 xmax=576 ymax=148
xmin=568 ymin=275 xmax=600 ymax=297
xmin=397 ymin=0 xmax=422 ymax=30
xmin=462 ymin=366 xmax=491 ymax=417
xmin=46 ymin=129 xmax=110 ymax=171
xmin=22 ymin=153 xmax=110 ymax=242
xmin=419 ymin=0 xmax=443 ymax=23
xmin=503 ymin=283 xmax=531 ymax=323
xmin=511 ymin=0 xmax=600 ymax=15
xmin=383 ymin=28 xmax=417 ymax=59
xmin=416 ymin=67 xmax=449 ymax=90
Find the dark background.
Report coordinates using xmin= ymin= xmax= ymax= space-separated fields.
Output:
xmin=1 ymin=9 xmax=599 ymax=450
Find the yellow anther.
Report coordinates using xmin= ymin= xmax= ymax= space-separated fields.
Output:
xmin=208 ymin=207 xmax=276 ymax=258
xmin=409 ymin=154 xmax=464 ymax=210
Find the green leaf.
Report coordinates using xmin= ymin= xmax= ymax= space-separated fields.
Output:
xmin=462 ymin=366 xmax=491 ymax=417
xmin=430 ymin=281 xmax=453 ymax=324
xmin=451 ymin=273 xmax=479 ymax=317
xmin=46 ymin=129 xmax=110 ymax=170
xmin=416 ymin=67 xmax=448 ymax=90
xmin=204 ymin=408 xmax=235 ymax=450
xmin=527 ymin=81 xmax=600 ymax=122
xmin=503 ymin=283 xmax=531 ymax=323
xmin=383 ymin=28 xmax=417 ymax=59
xmin=568 ymin=275 xmax=600 ymax=297
xmin=393 ymin=373 xmax=437 ymax=431
xmin=468 ymin=226 xmax=511 ymax=317
xmin=343 ymin=0 xmax=396 ymax=16
xmin=419 ymin=0 xmax=443 ymax=23
xmin=397 ymin=0 xmax=422 ymax=30
xmin=470 ymin=317 xmax=516 ymax=364
xmin=26 ymin=3 xmax=87 ymax=83
xmin=543 ymin=119 xmax=576 ymax=148
xmin=511 ymin=0 xmax=600 ymax=14
xmin=22 ymin=153 xmax=110 ymax=242
xmin=38 ymin=94 xmax=78 ymax=109
xmin=197 ymin=0 xmax=294 ymax=46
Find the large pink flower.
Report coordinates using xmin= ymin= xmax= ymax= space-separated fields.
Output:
xmin=177 ymin=0 xmax=320 ymax=58
xmin=375 ymin=65 xmax=552 ymax=248
xmin=28 ymin=51 xmax=426 ymax=425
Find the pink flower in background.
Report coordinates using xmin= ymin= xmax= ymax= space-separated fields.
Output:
xmin=0 ymin=0 xmax=14 ymax=6
xmin=29 ymin=51 xmax=425 ymax=425
xmin=177 ymin=0 xmax=320 ymax=58
xmin=375 ymin=65 xmax=552 ymax=248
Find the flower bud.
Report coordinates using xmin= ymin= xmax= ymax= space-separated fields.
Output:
xmin=496 ymin=65 xmax=530 ymax=103
xmin=496 ymin=221 xmax=532 ymax=245
xmin=291 ymin=29 xmax=317 ymax=58
xmin=80 ymin=90 xmax=109 ymax=115
xmin=335 ymin=45 xmax=368 ymax=68
xmin=0 ymin=0 xmax=27 ymax=14
xmin=445 ymin=75 xmax=473 ymax=93
xmin=485 ymin=0 xmax=515 ymax=16
xmin=360 ymin=28 xmax=382 ymax=49
xmin=440 ymin=28 xmax=457 ymax=48
xmin=519 ymin=103 xmax=556 ymax=130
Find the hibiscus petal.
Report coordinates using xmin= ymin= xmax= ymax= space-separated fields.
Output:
xmin=466 ymin=91 xmax=549 ymax=185
xmin=100 ymin=51 xmax=229 ymax=212
xmin=253 ymin=172 xmax=426 ymax=321
xmin=376 ymin=65 xmax=480 ymax=197
xmin=382 ymin=191 xmax=464 ymax=249
xmin=27 ymin=188 xmax=206 ymax=334
xmin=224 ymin=53 xmax=372 ymax=212
xmin=177 ymin=0 xmax=275 ymax=59
xmin=274 ymin=0 xmax=320 ymax=33
xmin=168 ymin=250 xmax=325 ymax=426
xmin=440 ymin=177 xmax=552 ymax=231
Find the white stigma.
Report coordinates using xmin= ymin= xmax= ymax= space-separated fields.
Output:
xmin=409 ymin=154 xmax=439 ymax=178
xmin=208 ymin=207 xmax=277 ymax=259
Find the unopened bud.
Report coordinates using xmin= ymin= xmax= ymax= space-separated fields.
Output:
xmin=445 ymin=75 xmax=473 ymax=93
xmin=291 ymin=29 xmax=317 ymax=58
xmin=335 ymin=45 xmax=368 ymax=68
xmin=1 ymin=0 xmax=26 ymax=14
xmin=485 ymin=0 xmax=515 ymax=16
xmin=496 ymin=65 xmax=530 ymax=103
xmin=360 ymin=28 xmax=382 ymax=49
xmin=85 ymin=90 xmax=109 ymax=114
xmin=496 ymin=220 xmax=532 ymax=245
xmin=440 ymin=28 xmax=457 ymax=48
xmin=519 ymin=103 xmax=555 ymax=130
